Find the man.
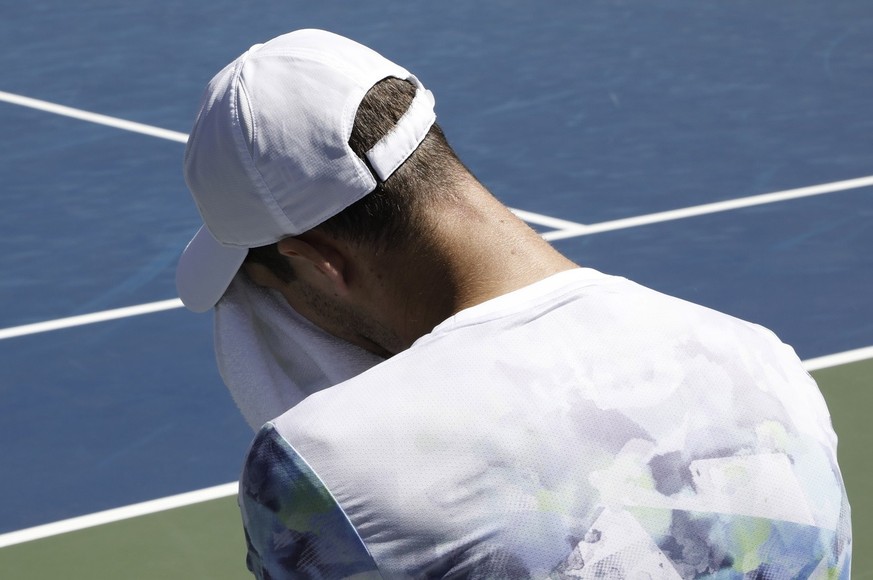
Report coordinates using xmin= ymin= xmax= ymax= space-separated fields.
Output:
xmin=177 ymin=29 xmax=851 ymax=578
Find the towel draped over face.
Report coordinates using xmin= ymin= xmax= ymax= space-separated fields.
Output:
xmin=214 ymin=272 xmax=385 ymax=430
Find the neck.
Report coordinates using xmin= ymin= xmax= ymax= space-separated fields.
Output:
xmin=373 ymin=186 xmax=578 ymax=350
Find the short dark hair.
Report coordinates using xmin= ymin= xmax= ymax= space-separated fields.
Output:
xmin=245 ymin=76 xmax=465 ymax=277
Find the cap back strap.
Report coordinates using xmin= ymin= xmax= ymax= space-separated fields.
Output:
xmin=365 ymin=78 xmax=436 ymax=182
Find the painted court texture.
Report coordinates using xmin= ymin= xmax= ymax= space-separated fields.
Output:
xmin=1 ymin=1 xmax=871 ymax=578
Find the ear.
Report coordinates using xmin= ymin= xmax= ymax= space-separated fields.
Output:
xmin=276 ymin=233 xmax=350 ymax=294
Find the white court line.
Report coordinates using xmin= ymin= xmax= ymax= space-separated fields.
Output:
xmin=0 ymin=299 xmax=183 ymax=340
xmin=0 ymin=482 xmax=237 ymax=549
xmin=0 ymin=343 xmax=869 ymax=549
xmin=0 ymin=90 xmax=188 ymax=144
xmin=541 ymin=175 xmax=873 ymax=242
xmin=802 ymin=345 xmax=873 ymax=372
xmin=509 ymin=208 xmax=586 ymax=230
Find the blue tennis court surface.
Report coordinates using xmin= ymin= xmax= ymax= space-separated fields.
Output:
xmin=1 ymin=0 xmax=871 ymax=574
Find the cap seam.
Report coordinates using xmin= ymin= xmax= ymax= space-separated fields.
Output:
xmin=243 ymin=50 xmax=389 ymax=238
xmin=229 ymin=55 xmax=296 ymax=246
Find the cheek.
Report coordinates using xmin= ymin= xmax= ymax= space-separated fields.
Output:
xmin=280 ymin=283 xmax=393 ymax=356
xmin=278 ymin=284 xmax=344 ymax=335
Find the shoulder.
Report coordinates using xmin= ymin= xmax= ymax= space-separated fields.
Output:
xmin=240 ymin=423 xmax=379 ymax=578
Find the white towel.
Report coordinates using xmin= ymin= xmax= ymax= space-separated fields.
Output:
xmin=214 ymin=272 xmax=385 ymax=430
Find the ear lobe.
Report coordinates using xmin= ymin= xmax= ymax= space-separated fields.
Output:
xmin=277 ymin=236 xmax=349 ymax=294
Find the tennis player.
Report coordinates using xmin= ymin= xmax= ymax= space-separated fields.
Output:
xmin=177 ymin=29 xmax=851 ymax=578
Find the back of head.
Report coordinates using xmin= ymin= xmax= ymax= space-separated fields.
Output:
xmin=176 ymin=29 xmax=468 ymax=312
xmin=317 ymin=77 xmax=469 ymax=249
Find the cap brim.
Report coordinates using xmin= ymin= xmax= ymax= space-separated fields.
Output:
xmin=176 ymin=226 xmax=248 ymax=312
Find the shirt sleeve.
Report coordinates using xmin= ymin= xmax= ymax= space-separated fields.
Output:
xmin=239 ymin=423 xmax=380 ymax=579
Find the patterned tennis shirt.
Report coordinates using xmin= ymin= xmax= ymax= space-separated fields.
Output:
xmin=239 ymin=268 xmax=851 ymax=578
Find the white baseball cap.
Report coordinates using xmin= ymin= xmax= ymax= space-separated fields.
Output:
xmin=176 ymin=29 xmax=436 ymax=312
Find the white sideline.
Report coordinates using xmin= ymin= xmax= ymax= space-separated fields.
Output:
xmin=541 ymin=175 xmax=873 ymax=242
xmin=802 ymin=345 xmax=873 ymax=372
xmin=0 ymin=345 xmax=869 ymax=549
xmin=0 ymin=482 xmax=237 ymax=549
xmin=0 ymin=299 xmax=183 ymax=340
xmin=0 ymin=90 xmax=189 ymax=144
xmin=509 ymin=208 xmax=586 ymax=230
